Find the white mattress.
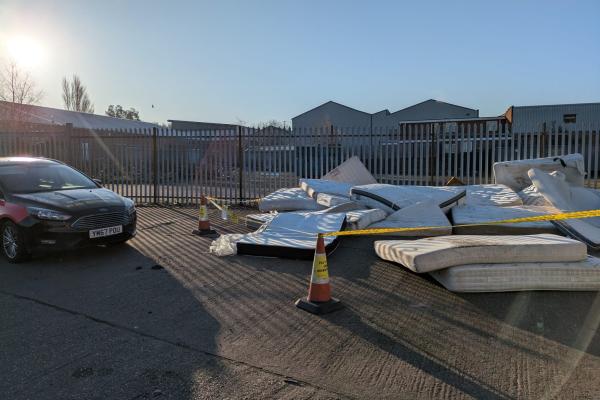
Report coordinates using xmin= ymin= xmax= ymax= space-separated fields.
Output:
xmin=350 ymin=184 xmax=466 ymax=214
xmin=464 ymin=184 xmax=522 ymax=207
xmin=529 ymin=168 xmax=600 ymax=248
xmin=321 ymin=156 xmax=377 ymax=185
xmin=368 ymin=201 xmax=452 ymax=236
xmin=518 ymin=184 xmax=550 ymax=206
xmin=210 ymin=212 xmax=345 ymax=258
xmin=345 ymin=208 xmax=387 ymax=230
xmin=493 ymin=153 xmax=585 ymax=191
xmin=374 ymin=234 xmax=587 ymax=273
xmin=430 ymin=256 xmax=600 ymax=292
xmin=245 ymin=213 xmax=277 ymax=230
xmin=316 ymin=192 xmax=352 ymax=207
xmin=299 ymin=179 xmax=354 ymax=198
xmin=258 ymin=188 xmax=324 ymax=212
xmin=451 ymin=204 xmax=557 ymax=235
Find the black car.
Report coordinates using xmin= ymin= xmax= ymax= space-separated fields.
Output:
xmin=0 ymin=157 xmax=137 ymax=262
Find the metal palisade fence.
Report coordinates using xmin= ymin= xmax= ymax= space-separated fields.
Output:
xmin=0 ymin=120 xmax=599 ymax=205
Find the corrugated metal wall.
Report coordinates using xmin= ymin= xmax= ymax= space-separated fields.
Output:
xmin=512 ymin=103 xmax=600 ymax=132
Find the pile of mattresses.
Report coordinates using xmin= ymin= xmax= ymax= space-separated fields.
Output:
xmin=528 ymin=167 xmax=600 ymax=249
xmin=449 ymin=154 xmax=587 ymax=235
xmin=375 ymin=234 xmax=600 ymax=292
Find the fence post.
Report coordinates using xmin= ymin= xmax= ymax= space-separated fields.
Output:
xmin=152 ymin=127 xmax=158 ymax=204
xmin=429 ymin=123 xmax=436 ymax=185
xmin=65 ymin=123 xmax=73 ymax=165
xmin=238 ymin=125 xmax=244 ymax=205
xmin=541 ymin=122 xmax=548 ymax=158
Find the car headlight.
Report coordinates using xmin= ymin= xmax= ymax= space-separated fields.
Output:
xmin=124 ymin=198 xmax=136 ymax=215
xmin=27 ymin=207 xmax=72 ymax=221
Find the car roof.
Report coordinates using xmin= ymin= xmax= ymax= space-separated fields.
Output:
xmin=0 ymin=157 xmax=60 ymax=166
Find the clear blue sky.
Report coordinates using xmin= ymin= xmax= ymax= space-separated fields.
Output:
xmin=1 ymin=0 xmax=599 ymax=125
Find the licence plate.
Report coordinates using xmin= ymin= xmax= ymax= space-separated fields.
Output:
xmin=89 ymin=225 xmax=123 ymax=239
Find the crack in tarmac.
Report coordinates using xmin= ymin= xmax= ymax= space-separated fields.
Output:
xmin=0 ymin=290 xmax=354 ymax=400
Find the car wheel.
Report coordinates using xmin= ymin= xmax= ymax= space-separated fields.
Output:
xmin=2 ymin=221 xmax=30 ymax=263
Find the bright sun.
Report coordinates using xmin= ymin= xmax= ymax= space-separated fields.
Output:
xmin=6 ymin=35 xmax=44 ymax=68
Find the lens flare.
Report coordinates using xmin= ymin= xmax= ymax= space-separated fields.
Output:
xmin=6 ymin=35 xmax=44 ymax=68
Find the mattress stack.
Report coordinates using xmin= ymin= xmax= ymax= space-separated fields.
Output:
xmin=375 ymin=234 xmax=600 ymax=292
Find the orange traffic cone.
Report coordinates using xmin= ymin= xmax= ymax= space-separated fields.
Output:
xmin=295 ymin=233 xmax=343 ymax=315
xmin=192 ymin=195 xmax=218 ymax=237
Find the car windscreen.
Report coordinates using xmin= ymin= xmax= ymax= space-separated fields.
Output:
xmin=0 ymin=163 xmax=97 ymax=193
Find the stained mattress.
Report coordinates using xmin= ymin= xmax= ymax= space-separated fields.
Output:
xmin=430 ymin=256 xmax=600 ymax=292
xmin=374 ymin=234 xmax=587 ymax=273
xmin=350 ymin=184 xmax=466 ymax=214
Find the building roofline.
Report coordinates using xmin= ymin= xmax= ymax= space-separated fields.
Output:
xmin=512 ymin=101 xmax=600 ymax=109
xmin=389 ymin=99 xmax=478 ymax=115
xmin=167 ymin=119 xmax=237 ymax=125
xmin=0 ymin=100 xmax=158 ymax=127
xmin=291 ymin=100 xmax=371 ymax=120
xmin=398 ymin=115 xmax=506 ymax=124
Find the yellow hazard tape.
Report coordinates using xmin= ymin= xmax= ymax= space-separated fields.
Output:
xmin=204 ymin=196 xmax=600 ymax=239
xmin=322 ymin=208 xmax=600 ymax=237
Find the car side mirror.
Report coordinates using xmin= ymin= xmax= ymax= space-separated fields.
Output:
xmin=93 ymin=178 xmax=103 ymax=186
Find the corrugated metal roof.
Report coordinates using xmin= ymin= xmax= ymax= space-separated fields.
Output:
xmin=0 ymin=101 xmax=159 ymax=130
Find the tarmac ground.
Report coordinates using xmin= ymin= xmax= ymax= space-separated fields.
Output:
xmin=1 ymin=206 xmax=599 ymax=399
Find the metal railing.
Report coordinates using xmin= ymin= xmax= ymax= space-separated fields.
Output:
xmin=0 ymin=120 xmax=598 ymax=205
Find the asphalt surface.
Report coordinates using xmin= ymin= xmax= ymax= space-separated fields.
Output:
xmin=1 ymin=206 xmax=600 ymax=399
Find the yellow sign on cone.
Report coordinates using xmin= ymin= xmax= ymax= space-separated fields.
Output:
xmin=295 ymin=234 xmax=343 ymax=315
xmin=192 ymin=195 xmax=218 ymax=237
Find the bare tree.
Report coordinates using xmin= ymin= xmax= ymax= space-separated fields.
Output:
xmin=62 ymin=74 xmax=94 ymax=113
xmin=0 ymin=61 xmax=43 ymax=104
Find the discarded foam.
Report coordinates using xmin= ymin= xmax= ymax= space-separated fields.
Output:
xmin=451 ymin=204 xmax=557 ymax=235
xmin=258 ymin=188 xmax=324 ymax=212
xmin=430 ymin=256 xmax=600 ymax=292
xmin=321 ymin=156 xmax=377 ymax=185
xmin=368 ymin=201 xmax=452 ymax=237
xmin=464 ymin=184 xmax=522 ymax=207
xmin=493 ymin=153 xmax=585 ymax=191
xmin=351 ymin=184 xmax=466 ymax=214
xmin=374 ymin=234 xmax=586 ymax=273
